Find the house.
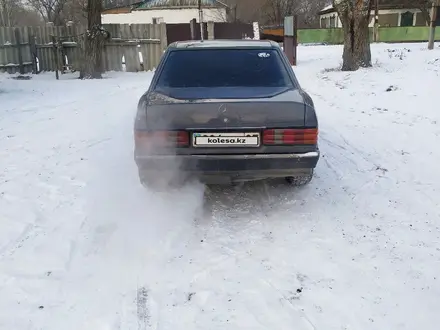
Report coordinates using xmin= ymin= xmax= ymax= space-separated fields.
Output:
xmin=102 ymin=0 xmax=230 ymax=24
xmin=318 ymin=2 xmax=428 ymax=28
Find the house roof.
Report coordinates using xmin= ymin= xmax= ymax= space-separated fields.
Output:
xmin=102 ymin=0 xmax=143 ymax=11
xmin=135 ymin=0 xmax=227 ymax=9
xmin=319 ymin=4 xmax=333 ymax=13
xmin=318 ymin=2 xmax=419 ymax=15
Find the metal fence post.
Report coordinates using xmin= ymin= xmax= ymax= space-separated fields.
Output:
xmin=283 ymin=16 xmax=297 ymax=66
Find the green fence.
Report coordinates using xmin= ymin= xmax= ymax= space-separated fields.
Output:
xmin=298 ymin=27 xmax=440 ymax=44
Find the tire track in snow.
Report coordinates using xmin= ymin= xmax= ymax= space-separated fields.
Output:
xmin=259 ymin=277 xmax=317 ymax=330
xmin=203 ymin=181 xmax=275 ymax=222
xmin=136 ymin=286 xmax=150 ymax=330
xmin=0 ymin=223 xmax=35 ymax=257
xmin=0 ymin=208 xmax=46 ymax=259
xmin=150 ymin=181 xmax=318 ymax=330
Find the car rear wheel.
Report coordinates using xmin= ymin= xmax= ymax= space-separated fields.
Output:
xmin=285 ymin=170 xmax=314 ymax=186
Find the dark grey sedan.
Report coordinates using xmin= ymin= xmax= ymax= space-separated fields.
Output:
xmin=134 ymin=39 xmax=319 ymax=186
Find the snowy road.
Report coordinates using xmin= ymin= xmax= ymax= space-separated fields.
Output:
xmin=1 ymin=43 xmax=440 ymax=330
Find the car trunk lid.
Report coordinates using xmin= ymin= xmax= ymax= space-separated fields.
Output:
xmin=143 ymin=89 xmax=306 ymax=130
xmin=138 ymin=89 xmax=313 ymax=155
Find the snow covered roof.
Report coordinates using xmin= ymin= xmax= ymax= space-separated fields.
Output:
xmin=136 ymin=0 xmax=227 ymax=9
xmin=321 ymin=4 xmax=333 ymax=11
xmin=318 ymin=1 xmax=420 ymax=15
xmin=317 ymin=4 xmax=336 ymax=15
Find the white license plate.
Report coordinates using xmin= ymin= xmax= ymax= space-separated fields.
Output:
xmin=193 ymin=132 xmax=260 ymax=147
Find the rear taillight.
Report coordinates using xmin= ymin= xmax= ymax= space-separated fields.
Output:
xmin=135 ymin=130 xmax=189 ymax=149
xmin=263 ymin=128 xmax=318 ymax=145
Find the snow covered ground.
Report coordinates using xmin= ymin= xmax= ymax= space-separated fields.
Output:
xmin=0 ymin=42 xmax=439 ymax=330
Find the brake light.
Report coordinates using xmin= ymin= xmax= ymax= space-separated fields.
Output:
xmin=134 ymin=130 xmax=189 ymax=149
xmin=263 ymin=128 xmax=318 ymax=145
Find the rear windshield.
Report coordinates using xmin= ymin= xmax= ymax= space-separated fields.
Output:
xmin=155 ymin=49 xmax=293 ymax=89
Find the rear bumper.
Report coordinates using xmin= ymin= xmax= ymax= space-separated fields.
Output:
xmin=135 ymin=151 xmax=319 ymax=183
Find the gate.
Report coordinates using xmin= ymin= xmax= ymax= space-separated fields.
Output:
xmin=214 ymin=23 xmax=254 ymax=39
xmin=166 ymin=24 xmax=192 ymax=45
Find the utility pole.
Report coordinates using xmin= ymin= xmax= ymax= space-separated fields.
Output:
xmin=373 ymin=0 xmax=379 ymax=42
xmin=198 ymin=0 xmax=204 ymax=41
xmin=428 ymin=0 xmax=439 ymax=50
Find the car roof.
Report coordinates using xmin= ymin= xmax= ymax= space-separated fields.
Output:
xmin=168 ymin=39 xmax=280 ymax=49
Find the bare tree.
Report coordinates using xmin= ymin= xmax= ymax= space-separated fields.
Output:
xmin=1 ymin=0 xmax=43 ymax=26
xmin=263 ymin=0 xmax=297 ymax=25
xmin=202 ymin=5 xmax=229 ymax=22
xmin=0 ymin=0 xmax=11 ymax=26
xmin=62 ymin=0 xmax=87 ymax=24
xmin=226 ymin=0 xmax=326 ymax=27
xmin=79 ymin=0 xmax=109 ymax=79
xmin=296 ymin=0 xmax=328 ymax=27
xmin=333 ymin=0 xmax=372 ymax=71
xmin=27 ymin=0 xmax=69 ymax=24
xmin=222 ymin=0 xmax=267 ymax=23
xmin=415 ymin=0 xmax=432 ymax=25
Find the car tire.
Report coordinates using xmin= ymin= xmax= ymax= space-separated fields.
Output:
xmin=285 ymin=170 xmax=314 ymax=186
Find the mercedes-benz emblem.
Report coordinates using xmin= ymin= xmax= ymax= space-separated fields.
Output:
xmin=223 ymin=117 xmax=229 ymax=123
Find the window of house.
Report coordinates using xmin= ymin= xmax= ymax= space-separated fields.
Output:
xmin=400 ymin=11 xmax=414 ymax=27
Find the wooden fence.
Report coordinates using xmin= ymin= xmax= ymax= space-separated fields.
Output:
xmin=104 ymin=23 xmax=167 ymax=72
xmin=0 ymin=23 xmax=168 ymax=74
xmin=0 ymin=27 xmax=34 ymax=74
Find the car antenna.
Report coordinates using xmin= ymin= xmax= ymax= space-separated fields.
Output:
xmin=198 ymin=0 xmax=204 ymax=42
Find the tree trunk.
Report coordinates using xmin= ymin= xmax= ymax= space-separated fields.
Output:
xmin=419 ymin=7 xmax=431 ymax=26
xmin=1 ymin=0 xmax=11 ymax=26
xmin=335 ymin=0 xmax=372 ymax=71
xmin=80 ymin=0 xmax=108 ymax=79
